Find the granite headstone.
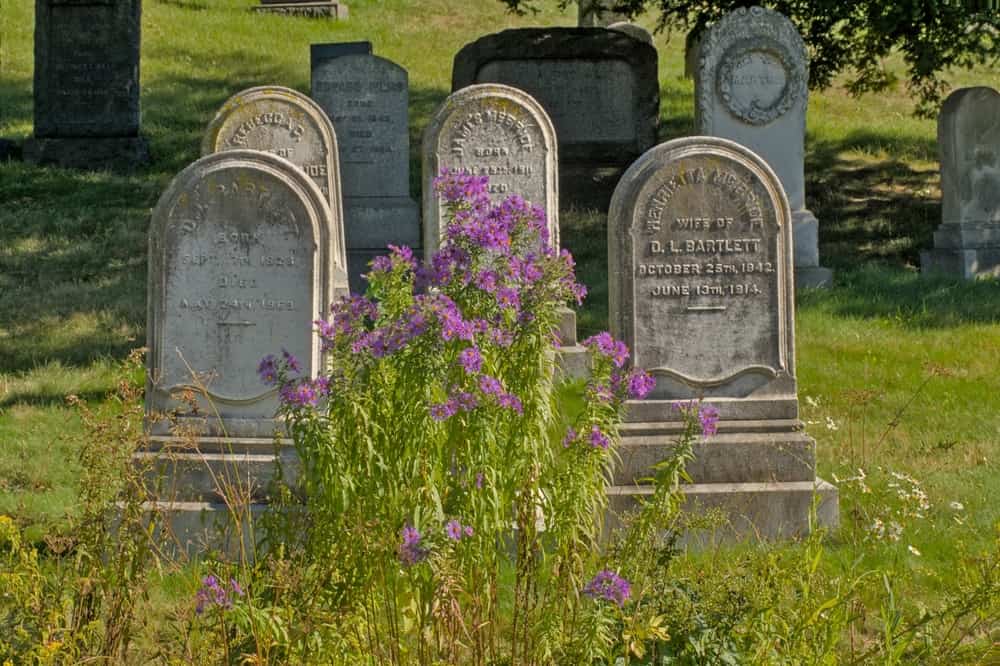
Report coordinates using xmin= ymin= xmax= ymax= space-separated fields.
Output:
xmin=452 ymin=28 xmax=658 ymax=209
xmin=311 ymin=47 xmax=420 ymax=291
xmin=921 ymin=87 xmax=1000 ymax=279
xmin=254 ymin=0 xmax=348 ymax=19
xmin=606 ymin=135 xmax=837 ymax=541
xmin=25 ymin=0 xmax=149 ymax=169
xmin=695 ymin=6 xmax=832 ymax=287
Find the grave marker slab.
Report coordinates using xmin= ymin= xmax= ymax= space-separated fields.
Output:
xmin=254 ymin=0 xmax=348 ymax=18
xmin=422 ymin=83 xmax=559 ymax=255
xmin=695 ymin=6 xmax=832 ymax=288
xmin=147 ymin=150 xmax=346 ymax=438
xmin=25 ymin=0 xmax=149 ymax=169
xmin=606 ymin=136 xmax=837 ymax=541
xmin=452 ymin=28 xmax=658 ymax=209
xmin=921 ymin=87 xmax=1000 ymax=279
xmin=312 ymin=49 xmax=420 ymax=290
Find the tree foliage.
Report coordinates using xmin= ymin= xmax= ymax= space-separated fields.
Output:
xmin=500 ymin=0 xmax=1000 ymax=116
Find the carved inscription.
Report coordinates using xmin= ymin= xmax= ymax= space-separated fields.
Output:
xmin=314 ymin=79 xmax=404 ymax=164
xmin=445 ymin=107 xmax=538 ymax=199
xmin=161 ymin=172 xmax=314 ymax=400
xmin=628 ymin=153 xmax=784 ymax=382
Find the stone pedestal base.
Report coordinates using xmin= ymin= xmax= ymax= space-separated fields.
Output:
xmin=921 ymin=246 xmax=1000 ymax=280
xmin=555 ymin=306 xmax=590 ymax=379
xmin=254 ymin=1 xmax=347 ymax=18
xmin=792 ymin=210 xmax=832 ymax=288
xmin=25 ymin=135 xmax=149 ymax=171
xmin=606 ymin=418 xmax=838 ymax=543
xmin=138 ymin=435 xmax=296 ymax=557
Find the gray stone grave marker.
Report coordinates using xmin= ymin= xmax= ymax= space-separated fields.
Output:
xmin=311 ymin=48 xmax=420 ymax=291
xmin=695 ymin=6 xmax=832 ymax=288
xmin=254 ymin=0 xmax=348 ymax=19
xmin=25 ymin=0 xmax=149 ymax=169
xmin=202 ymin=86 xmax=348 ymax=288
xmin=144 ymin=150 xmax=346 ymax=551
xmin=452 ymin=28 xmax=658 ymax=210
xmin=607 ymin=136 xmax=837 ymax=541
xmin=921 ymin=87 xmax=1000 ymax=279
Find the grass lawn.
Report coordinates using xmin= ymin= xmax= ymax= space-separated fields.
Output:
xmin=1 ymin=0 xmax=999 ymax=628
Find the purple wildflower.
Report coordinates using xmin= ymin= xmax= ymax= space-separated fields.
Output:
xmin=399 ymin=525 xmax=428 ymax=566
xmin=479 ymin=375 xmax=503 ymax=396
xmin=583 ymin=570 xmax=631 ymax=607
xmin=369 ymin=254 xmax=393 ymax=274
xmin=475 ymin=472 xmax=484 ymax=489
xmin=194 ymin=574 xmax=239 ymax=614
xmin=699 ymin=405 xmax=720 ymax=438
xmin=429 ymin=400 xmax=459 ymax=421
xmin=627 ymin=369 xmax=656 ymax=400
xmin=257 ymin=354 xmax=278 ymax=386
xmin=497 ymin=392 xmax=524 ymax=414
xmin=475 ymin=270 xmax=499 ymax=293
xmin=589 ymin=425 xmax=610 ymax=450
xmin=464 ymin=525 xmax=474 ymax=537
xmin=279 ymin=381 xmax=319 ymax=408
xmin=281 ymin=348 xmax=302 ymax=374
xmin=453 ymin=390 xmax=479 ymax=412
xmin=445 ymin=519 xmax=463 ymax=541
xmin=458 ymin=346 xmax=483 ymax=374
xmin=562 ymin=427 xmax=578 ymax=448
xmin=496 ymin=286 xmax=520 ymax=311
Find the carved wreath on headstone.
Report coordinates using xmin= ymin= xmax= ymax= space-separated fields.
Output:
xmin=716 ymin=37 xmax=804 ymax=125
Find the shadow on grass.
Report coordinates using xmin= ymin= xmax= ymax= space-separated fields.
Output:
xmin=0 ymin=66 xmax=32 ymax=137
xmin=798 ymin=264 xmax=1000 ymax=328
xmin=806 ymin=129 xmax=940 ymax=271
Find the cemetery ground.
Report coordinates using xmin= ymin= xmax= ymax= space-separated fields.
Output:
xmin=1 ymin=0 xmax=999 ymax=660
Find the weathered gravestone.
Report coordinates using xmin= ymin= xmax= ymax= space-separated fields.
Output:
xmin=311 ymin=46 xmax=420 ymax=292
xmin=606 ymin=136 xmax=838 ymax=541
xmin=607 ymin=22 xmax=654 ymax=46
xmin=25 ymin=0 xmax=149 ymax=170
xmin=202 ymin=86 xmax=348 ymax=289
xmin=578 ymin=0 xmax=627 ymax=27
xmin=254 ymin=0 xmax=348 ymax=19
xmin=695 ymin=6 xmax=832 ymax=288
xmin=921 ymin=87 xmax=1000 ymax=279
xmin=452 ymin=29 xmax=659 ymax=210
xmin=422 ymin=84 xmax=587 ymax=374
xmin=143 ymin=150 xmax=347 ymax=551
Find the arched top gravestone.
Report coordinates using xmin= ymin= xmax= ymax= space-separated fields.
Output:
xmin=609 ymin=136 xmax=797 ymax=411
xmin=938 ymin=87 xmax=1000 ymax=225
xmin=147 ymin=151 xmax=346 ymax=437
xmin=422 ymin=83 xmax=559 ymax=257
xmin=202 ymin=86 xmax=345 ymax=230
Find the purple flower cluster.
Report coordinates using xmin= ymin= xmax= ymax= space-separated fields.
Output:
xmin=672 ymin=401 xmax=720 ymax=438
xmin=583 ymin=569 xmax=631 ymax=607
xmin=562 ymin=427 xmax=578 ymax=448
xmin=316 ymin=295 xmax=379 ymax=350
xmin=258 ymin=349 xmax=302 ymax=386
xmin=589 ymin=425 xmax=610 ymax=450
xmin=195 ymin=575 xmax=243 ymax=614
xmin=445 ymin=519 xmax=474 ymax=541
xmin=458 ymin=346 xmax=483 ymax=374
xmin=398 ymin=525 xmax=428 ymax=566
xmin=583 ymin=332 xmax=630 ymax=368
xmin=279 ymin=377 xmax=330 ymax=408
xmin=368 ymin=244 xmax=418 ymax=276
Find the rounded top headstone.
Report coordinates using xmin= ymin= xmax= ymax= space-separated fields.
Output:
xmin=422 ymin=83 xmax=559 ymax=256
xmin=697 ymin=6 xmax=808 ymax=127
xmin=202 ymin=85 xmax=342 ymax=205
xmin=937 ymin=86 xmax=1000 ymax=224
xmin=609 ymin=136 xmax=796 ymax=398
xmin=147 ymin=150 xmax=345 ymax=434
xmin=607 ymin=22 xmax=654 ymax=45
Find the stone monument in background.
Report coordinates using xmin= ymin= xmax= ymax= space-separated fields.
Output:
xmin=312 ymin=44 xmax=420 ymax=292
xmin=606 ymin=135 xmax=837 ymax=541
xmin=578 ymin=0 xmax=627 ymax=27
xmin=695 ymin=6 xmax=832 ymax=288
xmin=25 ymin=0 xmax=149 ymax=170
xmin=921 ymin=87 xmax=1000 ymax=279
xmin=254 ymin=0 xmax=348 ymax=19
xmin=143 ymin=150 xmax=347 ymax=551
xmin=452 ymin=28 xmax=659 ymax=210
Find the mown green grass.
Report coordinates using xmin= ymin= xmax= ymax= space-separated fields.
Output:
xmin=1 ymin=0 xmax=999 ymax=615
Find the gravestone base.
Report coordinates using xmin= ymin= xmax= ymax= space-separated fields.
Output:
xmin=606 ymin=478 xmax=839 ymax=543
xmin=792 ymin=211 xmax=833 ymax=288
xmin=25 ymin=136 xmax=149 ymax=171
xmin=254 ymin=0 xmax=347 ymax=18
xmin=921 ymin=247 xmax=1000 ymax=280
xmin=137 ymin=434 xmax=298 ymax=557
xmin=139 ymin=500 xmax=268 ymax=559
xmin=560 ymin=163 xmax=627 ymax=212
xmin=555 ymin=306 xmax=589 ymax=379
xmin=344 ymin=197 xmax=421 ymax=293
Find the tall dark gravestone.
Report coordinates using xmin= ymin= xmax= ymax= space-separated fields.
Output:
xmin=311 ymin=45 xmax=420 ymax=292
xmin=25 ymin=0 xmax=149 ymax=170
xmin=607 ymin=136 xmax=837 ymax=541
xmin=452 ymin=28 xmax=658 ymax=210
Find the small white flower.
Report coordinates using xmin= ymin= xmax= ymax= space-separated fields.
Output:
xmin=825 ymin=416 xmax=839 ymax=431
xmin=950 ymin=501 xmax=964 ymax=511
xmin=805 ymin=395 xmax=820 ymax=407
xmin=908 ymin=545 xmax=921 ymax=557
